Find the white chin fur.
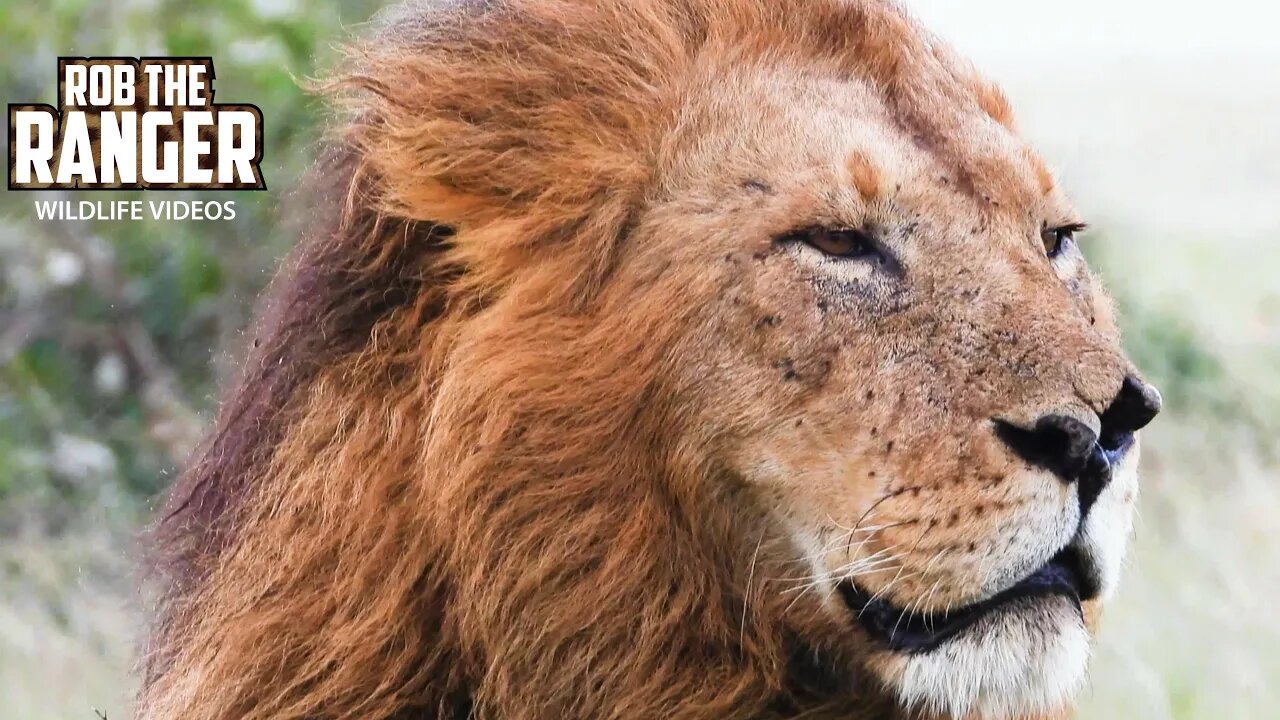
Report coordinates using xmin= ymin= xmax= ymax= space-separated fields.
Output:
xmin=1078 ymin=444 xmax=1141 ymax=602
xmin=878 ymin=596 xmax=1090 ymax=720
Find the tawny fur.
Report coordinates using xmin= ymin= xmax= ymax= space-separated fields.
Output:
xmin=140 ymin=2 xmax=1143 ymax=719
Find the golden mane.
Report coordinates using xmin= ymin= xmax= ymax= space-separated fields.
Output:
xmin=140 ymin=2 xmax=1018 ymax=718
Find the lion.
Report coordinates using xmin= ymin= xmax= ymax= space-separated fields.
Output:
xmin=139 ymin=1 xmax=1162 ymax=719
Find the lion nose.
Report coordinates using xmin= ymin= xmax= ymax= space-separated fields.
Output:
xmin=994 ymin=375 xmax=1161 ymax=519
xmin=1099 ymin=375 xmax=1162 ymax=450
xmin=994 ymin=413 xmax=1099 ymax=482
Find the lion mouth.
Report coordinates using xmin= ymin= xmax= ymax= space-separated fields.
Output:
xmin=837 ymin=546 xmax=1096 ymax=653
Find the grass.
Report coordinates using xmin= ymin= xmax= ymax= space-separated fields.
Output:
xmin=1074 ymin=235 xmax=1280 ymax=719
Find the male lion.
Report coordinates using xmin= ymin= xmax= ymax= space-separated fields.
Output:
xmin=141 ymin=1 xmax=1162 ymax=719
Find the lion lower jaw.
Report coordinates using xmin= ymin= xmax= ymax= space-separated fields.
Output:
xmin=873 ymin=595 xmax=1090 ymax=720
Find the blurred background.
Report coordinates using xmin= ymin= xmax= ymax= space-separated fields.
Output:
xmin=0 ymin=0 xmax=1275 ymax=718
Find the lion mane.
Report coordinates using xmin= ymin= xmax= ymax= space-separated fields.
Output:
xmin=139 ymin=2 xmax=1029 ymax=719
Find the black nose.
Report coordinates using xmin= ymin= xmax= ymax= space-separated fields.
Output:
xmin=994 ymin=414 xmax=1098 ymax=482
xmin=995 ymin=375 xmax=1161 ymax=519
xmin=1098 ymin=375 xmax=1162 ymax=451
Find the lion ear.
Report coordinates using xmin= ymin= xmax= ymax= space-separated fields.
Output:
xmin=333 ymin=2 xmax=675 ymax=246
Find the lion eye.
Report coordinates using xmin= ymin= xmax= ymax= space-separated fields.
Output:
xmin=1042 ymin=224 xmax=1085 ymax=259
xmin=801 ymin=228 xmax=877 ymax=259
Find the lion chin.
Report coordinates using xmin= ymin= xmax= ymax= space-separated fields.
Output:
xmin=816 ymin=446 xmax=1144 ymax=719
xmin=137 ymin=1 xmax=1162 ymax=720
xmin=879 ymin=597 xmax=1090 ymax=720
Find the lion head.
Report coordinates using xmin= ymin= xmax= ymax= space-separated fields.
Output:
xmin=142 ymin=2 xmax=1160 ymax=720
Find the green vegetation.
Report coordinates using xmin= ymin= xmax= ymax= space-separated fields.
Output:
xmin=0 ymin=1 xmax=381 ymax=715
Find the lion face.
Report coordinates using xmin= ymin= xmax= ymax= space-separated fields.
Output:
xmin=631 ymin=54 xmax=1160 ymax=719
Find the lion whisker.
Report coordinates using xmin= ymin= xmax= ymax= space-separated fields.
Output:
xmin=740 ymin=527 xmax=767 ymax=654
